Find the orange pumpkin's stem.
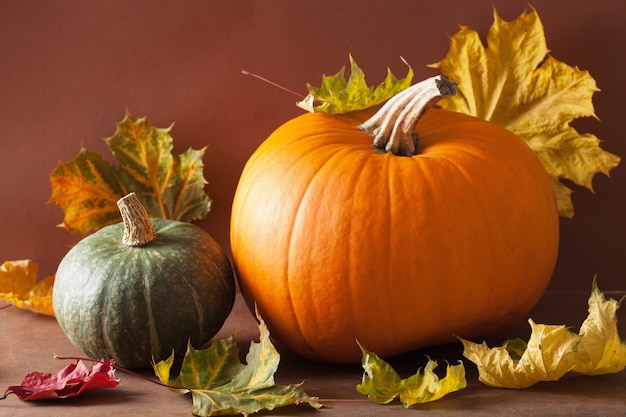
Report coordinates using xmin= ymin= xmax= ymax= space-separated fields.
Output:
xmin=360 ymin=75 xmax=457 ymax=156
xmin=117 ymin=193 xmax=157 ymax=247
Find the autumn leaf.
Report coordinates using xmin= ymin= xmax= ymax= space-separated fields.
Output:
xmin=0 ymin=260 xmax=54 ymax=317
xmin=356 ymin=342 xmax=466 ymax=406
xmin=461 ymin=279 xmax=626 ymax=389
xmin=429 ymin=7 xmax=620 ymax=218
xmin=2 ymin=359 xmax=119 ymax=401
xmin=570 ymin=280 xmax=626 ymax=375
xmin=153 ymin=312 xmax=321 ymax=417
xmin=49 ymin=110 xmax=211 ymax=234
xmin=48 ymin=149 xmax=125 ymax=235
xmin=297 ymin=55 xmax=414 ymax=114
xmin=460 ymin=321 xmax=580 ymax=389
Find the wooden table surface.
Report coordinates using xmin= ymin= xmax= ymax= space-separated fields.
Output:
xmin=2 ymin=290 xmax=625 ymax=416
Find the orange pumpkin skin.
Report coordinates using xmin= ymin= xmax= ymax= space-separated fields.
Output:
xmin=230 ymin=108 xmax=559 ymax=364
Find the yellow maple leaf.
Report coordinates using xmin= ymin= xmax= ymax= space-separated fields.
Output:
xmin=570 ymin=281 xmax=626 ymax=375
xmin=0 ymin=260 xmax=55 ymax=317
xmin=460 ymin=279 xmax=625 ymax=389
xmin=430 ymin=7 xmax=620 ymax=218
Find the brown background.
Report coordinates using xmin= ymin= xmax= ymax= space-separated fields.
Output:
xmin=1 ymin=0 xmax=624 ymax=291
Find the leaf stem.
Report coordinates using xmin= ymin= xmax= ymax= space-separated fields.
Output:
xmin=360 ymin=75 xmax=456 ymax=156
xmin=242 ymin=70 xmax=306 ymax=99
xmin=53 ymin=355 xmax=182 ymax=390
xmin=317 ymin=398 xmax=370 ymax=403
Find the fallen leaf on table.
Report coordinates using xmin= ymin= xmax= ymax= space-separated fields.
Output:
xmin=356 ymin=342 xmax=466 ymax=406
xmin=297 ymin=54 xmax=413 ymax=114
xmin=429 ymin=7 xmax=620 ymax=218
xmin=570 ymin=280 xmax=626 ymax=375
xmin=153 ymin=312 xmax=321 ymax=417
xmin=2 ymin=359 xmax=119 ymax=401
xmin=461 ymin=278 xmax=626 ymax=388
xmin=49 ymin=110 xmax=211 ymax=235
xmin=0 ymin=259 xmax=54 ymax=317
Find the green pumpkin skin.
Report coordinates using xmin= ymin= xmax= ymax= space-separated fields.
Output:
xmin=53 ymin=218 xmax=235 ymax=368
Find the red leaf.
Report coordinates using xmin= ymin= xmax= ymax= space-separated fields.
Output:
xmin=3 ymin=360 xmax=120 ymax=401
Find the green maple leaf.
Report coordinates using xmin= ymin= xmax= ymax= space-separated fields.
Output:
xmin=49 ymin=111 xmax=211 ymax=234
xmin=153 ymin=313 xmax=321 ymax=417
xmin=296 ymin=55 xmax=414 ymax=114
xmin=429 ymin=7 xmax=620 ymax=218
xmin=356 ymin=342 xmax=466 ymax=406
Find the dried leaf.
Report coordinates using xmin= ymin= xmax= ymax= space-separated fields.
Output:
xmin=356 ymin=342 xmax=466 ymax=406
xmin=48 ymin=149 xmax=125 ymax=235
xmin=570 ymin=281 xmax=626 ymax=375
xmin=461 ymin=279 xmax=626 ymax=388
xmin=49 ymin=110 xmax=211 ymax=234
xmin=0 ymin=260 xmax=54 ymax=316
xmin=297 ymin=55 xmax=413 ymax=114
xmin=2 ymin=359 xmax=119 ymax=401
xmin=429 ymin=7 xmax=620 ymax=218
xmin=153 ymin=312 xmax=321 ymax=417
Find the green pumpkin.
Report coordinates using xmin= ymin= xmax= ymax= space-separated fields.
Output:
xmin=53 ymin=193 xmax=235 ymax=368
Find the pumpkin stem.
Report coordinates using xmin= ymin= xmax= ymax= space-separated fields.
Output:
xmin=117 ymin=193 xmax=157 ymax=247
xmin=360 ymin=75 xmax=457 ymax=156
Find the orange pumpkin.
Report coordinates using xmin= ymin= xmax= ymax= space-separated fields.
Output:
xmin=230 ymin=76 xmax=559 ymax=364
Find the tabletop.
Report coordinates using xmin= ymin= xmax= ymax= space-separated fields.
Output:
xmin=2 ymin=290 xmax=625 ymax=417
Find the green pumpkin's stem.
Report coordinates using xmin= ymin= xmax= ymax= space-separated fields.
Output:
xmin=117 ymin=193 xmax=157 ymax=247
xmin=360 ymin=75 xmax=457 ymax=156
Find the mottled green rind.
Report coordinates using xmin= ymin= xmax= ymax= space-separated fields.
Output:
xmin=53 ymin=218 xmax=235 ymax=368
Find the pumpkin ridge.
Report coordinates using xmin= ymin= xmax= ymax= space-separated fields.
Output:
xmin=382 ymin=153 xmax=401 ymax=352
xmin=415 ymin=124 xmax=555 ymax=336
xmin=285 ymin=143 xmax=364 ymax=354
xmin=286 ymin=130 xmax=372 ymax=152
xmin=181 ymin=275 xmax=204 ymax=332
xmin=270 ymin=160 xmax=318 ymax=356
xmin=276 ymin=114 xmax=374 ymax=149
xmin=100 ymin=295 xmax=120 ymax=363
xmin=339 ymin=149 xmax=392 ymax=352
xmin=249 ymin=131 xmax=369 ymax=192
xmin=437 ymin=152 xmax=497 ymax=328
xmin=141 ymin=272 xmax=161 ymax=360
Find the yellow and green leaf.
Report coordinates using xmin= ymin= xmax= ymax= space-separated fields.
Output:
xmin=0 ymin=260 xmax=54 ymax=317
xmin=153 ymin=312 xmax=321 ymax=417
xmin=430 ymin=7 xmax=620 ymax=217
xmin=461 ymin=279 xmax=626 ymax=389
xmin=49 ymin=110 xmax=211 ymax=235
xmin=297 ymin=55 xmax=413 ymax=114
xmin=357 ymin=342 xmax=466 ymax=406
